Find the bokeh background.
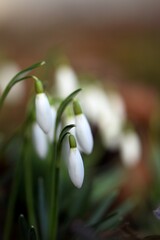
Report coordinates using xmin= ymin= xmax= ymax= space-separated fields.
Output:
xmin=0 ymin=0 xmax=160 ymax=136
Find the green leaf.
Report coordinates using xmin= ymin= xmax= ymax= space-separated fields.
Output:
xmin=28 ymin=226 xmax=37 ymax=240
xmin=55 ymin=89 xmax=81 ymax=130
xmin=0 ymin=61 xmax=45 ymax=108
xmin=95 ymin=198 xmax=136 ymax=233
xmin=116 ymin=198 xmax=136 ymax=217
xmin=91 ymin=167 xmax=124 ymax=202
xmin=58 ymin=124 xmax=75 ymax=145
xmin=96 ymin=211 xmax=122 ymax=232
xmin=87 ymin=190 xmax=119 ymax=226
xmin=38 ymin=178 xmax=48 ymax=240
xmin=19 ymin=214 xmax=29 ymax=240
xmin=14 ymin=61 xmax=45 ymax=81
xmin=68 ymin=183 xmax=91 ymax=219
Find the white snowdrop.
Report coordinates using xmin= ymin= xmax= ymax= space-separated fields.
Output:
xmin=32 ymin=122 xmax=48 ymax=159
xmin=54 ymin=65 xmax=79 ymax=98
xmin=67 ymin=134 xmax=84 ymax=188
xmin=47 ymin=106 xmax=57 ymax=142
xmin=80 ymin=84 xmax=111 ymax=125
xmin=119 ymin=131 xmax=142 ymax=168
xmin=73 ymin=101 xmax=93 ymax=154
xmin=35 ymin=93 xmax=53 ymax=134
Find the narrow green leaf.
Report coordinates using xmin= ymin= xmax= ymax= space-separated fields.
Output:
xmin=96 ymin=212 xmax=122 ymax=232
xmin=38 ymin=178 xmax=48 ymax=240
xmin=28 ymin=226 xmax=37 ymax=240
xmin=68 ymin=183 xmax=91 ymax=219
xmin=58 ymin=124 xmax=75 ymax=145
xmin=19 ymin=214 xmax=29 ymax=240
xmin=87 ymin=190 xmax=119 ymax=226
xmin=0 ymin=61 xmax=45 ymax=108
xmin=91 ymin=167 xmax=124 ymax=202
xmin=55 ymin=89 xmax=81 ymax=129
xmin=14 ymin=61 xmax=45 ymax=81
xmin=116 ymin=198 xmax=136 ymax=217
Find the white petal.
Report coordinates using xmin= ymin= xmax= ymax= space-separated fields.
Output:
xmin=68 ymin=148 xmax=84 ymax=188
xmin=32 ymin=123 xmax=48 ymax=159
xmin=80 ymin=85 xmax=111 ymax=125
xmin=35 ymin=93 xmax=53 ymax=133
xmin=119 ymin=131 xmax=142 ymax=168
xmin=99 ymin=111 xmax=122 ymax=150
xmin=54 ymin=65 xmax=79 ymax=98
xmin=64 ymin=115 xmax=84 ymax=152
xmin=47 ymin=106 xmax=56 ymax=142
xmin=75 ymin=114 xmax=93 ymax=154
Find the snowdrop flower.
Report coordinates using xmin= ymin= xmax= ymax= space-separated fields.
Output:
xmin=119 ymin=131 xmax=142 ymax=168
xmin=80 ymin=84 xmax=126 ymax=149
xmin=67 ymin=134 xmax=84 ymax=188
xmin=73 ymin=101 xmax=93 ymax=154
xmin=64 ymin=115 xmax=76 ymax=136
xmin=54 ymin=65 xmax=79 ymax=98
xmin=108 ymin=92 xmax=126 ymax=124
xmin=0 ymin=62 xmax=25 ymax=104
xmin=32 ymin=122 xmax=48 ymax=159
xmin=35 ymin=79 xmax=53 ymax=134
xmin=80 ymin=84 xmax=111 ymax=125
xmin=64 ymin=114 xmax=83 ymax=152
xmin=98 ymin=91 xmax=126 ymax=150
xmin=47 ymin=106 xmax=57 ymax=142
xmin=99 ymin=112 xmax=123 ymax=150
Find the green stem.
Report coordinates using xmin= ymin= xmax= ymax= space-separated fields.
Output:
xmin=48 ymin=141 xmax=59 ymax=240
xmin=23 ymin=133 xmax=39 ymax=238
xmin=48 ymin=89 xmax=82 ymax=239
xmin=0 ymin=76 xmax=32 ymax=109
xmin=0 ymin=60 xmax=45 ymax=109
xmin=3 ymin=152 xmax=22 ymax=240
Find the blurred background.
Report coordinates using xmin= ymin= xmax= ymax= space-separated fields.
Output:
xmin=0 ymin=0 xmax=160 ymax=238
xmin=0 ymin=0 xmax=159 ymax=134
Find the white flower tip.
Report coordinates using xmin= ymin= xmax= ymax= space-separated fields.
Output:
xmin=32 ymin=123 xmax=48 ymax=159
xmin=68 ymin=148 xmax=84 ymax=188
xmin=75 ymin=114 xmax=94 ymax=154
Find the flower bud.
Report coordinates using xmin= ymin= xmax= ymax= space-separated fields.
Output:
xmin=67 ymin=134 xmax=84 ymax=188
xmin=73 ymin=101 xmax=93 ymax=154
xmin=47 ymin=106 xmax=56 ymax=142
xmin=35 ymin=93 xmax=53 ymax=133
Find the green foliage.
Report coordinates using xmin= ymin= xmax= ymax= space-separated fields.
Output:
xmin=19 ymin=215 xmax=37 ymax=240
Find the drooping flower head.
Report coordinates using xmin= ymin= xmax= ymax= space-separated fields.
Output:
xmin=73 ymin=100 xmax=93 ymax=154
xmin=35 ymin=79 xmax=53 ymax=134
xmin=67 ymin=134 xmax=84 ymax=188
